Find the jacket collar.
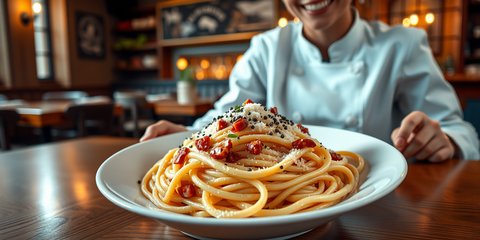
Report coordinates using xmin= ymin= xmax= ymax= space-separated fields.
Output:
xmin=297 ymin=8 xmax=365 ymax=63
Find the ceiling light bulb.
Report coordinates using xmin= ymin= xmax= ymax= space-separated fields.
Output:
xmin=32 ymin=2 xmax=42 ymax=14
xmin=278 ymin=18 xmax=288 ymax=28
xmin=176 ymin=57 xmax=188 ymax=71
xmin=409 ymin=14 xmax=419 ymax=26
xmin=425 ymin=13 xmax=435 ymax=24
xmin=402 ymin=18 xmax=411 ymax=27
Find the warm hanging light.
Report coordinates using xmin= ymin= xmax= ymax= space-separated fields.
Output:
xmin=176 ymin=57 xmax=188 ymax=71
xmin=196 ymin=70 xmax=205 ymax=80
xmin=409 ymin=14 xmax=419 ymax=26
xmin=200 ymin=59 xmax=210 ymax=69
xmin=32 ymin=2 xmax=42 ymax=14
xmin=402 ymin=18 xmax=411 ymax=27
xmin=425 ymin=12 xmax=435 ymax=24
xmin=278 ymin=17 xmax=288 ymax=28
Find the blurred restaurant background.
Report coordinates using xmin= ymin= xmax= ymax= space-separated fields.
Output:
xmin=0 ymin=0 xmax=479 ymax=150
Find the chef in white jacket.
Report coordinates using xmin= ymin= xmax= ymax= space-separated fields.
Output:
xmin=141 ymin=0 xmax=480 ymax=161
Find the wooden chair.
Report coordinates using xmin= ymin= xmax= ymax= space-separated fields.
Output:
xmin=65 ymin=102 xmax=115 ymax=137
xmin=0 ymin=109 xmax=20 ymax=150
xmin=114 ymin=91 xmax=155 ymax=138
xmin=42 ymin=91 xmax=88 ymax=101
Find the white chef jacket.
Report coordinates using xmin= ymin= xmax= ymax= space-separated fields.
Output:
xmin=192 ymin=10 xmax=480 ymax=160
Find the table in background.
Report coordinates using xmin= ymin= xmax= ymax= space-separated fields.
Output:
xmin=0 ymin=100 xmax=123 ymax=142
xmin=151 ymin=99 xmax=213 ymax=125
xmin=14 ymin=101 xmax=122 ymax=127
xmin=0 ymin=136 xmax=479 ymax=239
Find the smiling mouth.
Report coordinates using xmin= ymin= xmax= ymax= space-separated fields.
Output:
xmin=301 ymin=0 xmax=332 ymax=11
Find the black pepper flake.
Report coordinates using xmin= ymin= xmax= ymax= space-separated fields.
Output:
xmin=250 ymin=126 xmax=255 ymax=129
xmin=137 ymin=180 xmax=141 ymax=184
xmin=280 ymin=134 xmax=285 ymax=138
xmin=248 ymin=168 xmax=252 ymax=171
xmin=263 ymin=116 xmax=267 ymax=120
xmin=279 ymin=165 xmax=284 ymax=169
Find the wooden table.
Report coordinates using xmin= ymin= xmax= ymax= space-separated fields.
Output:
xmin=0 ymin=100 xmax=123 ymax=142
xmin=0 ymin=136 xmax=479 ymax=239
xmin=1 ymin=101 xmax=123 ymax=128
xmin=151 ymin=99 xmax=213 ymax=117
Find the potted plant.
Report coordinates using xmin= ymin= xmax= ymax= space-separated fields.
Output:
xmin=177 ymin=67 xmax=197 ymax=105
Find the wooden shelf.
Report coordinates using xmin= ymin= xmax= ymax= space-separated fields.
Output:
xmin=113 ymin=43 xmax=158 ymax=53
xmin=115 ymin=66 xmax=158 ymax=72
xmin=114 ymin=26 xmax=156 ymax=33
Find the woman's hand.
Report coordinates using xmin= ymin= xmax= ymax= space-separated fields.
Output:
xmin=391 ymin=111 xmax=456 ymax=162
xmin=140 ymin=120 xmax=188 ymax=142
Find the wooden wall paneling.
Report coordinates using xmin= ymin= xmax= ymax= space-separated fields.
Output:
xmin=0 ymin=0 xmax=12 ymax=88
xmin=5 ymin=0 xmax=37 ymax=88
xmin=66 ymin=0 xmax=113 ymax=88
xmin=50 ymin=0 xmax=71 ymax=88
xmin=441 ymin=1 xmax=463 ymax=73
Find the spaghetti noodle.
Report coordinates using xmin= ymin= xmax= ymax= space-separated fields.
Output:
xmin=141 ymin=100 xmax=365 ymax=218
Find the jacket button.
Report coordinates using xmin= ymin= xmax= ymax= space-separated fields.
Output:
xmin=350 ymin=63 xmax=363 ymax=75
xmin=292 ymin=111 xmax=303 ymax=123
xmin=345 ymin=115 xmax=358 ymax=128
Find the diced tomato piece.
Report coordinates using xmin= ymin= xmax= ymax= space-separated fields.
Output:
xmin=243 ymin=99 xmax=254 ymax=106
xmin=329 ymin=151 xmax=343 ymax=161
xmin=217 ymin=119 xmax=229 ymax=131
xmin=224 ymin=139 xmax=233 ymax=149
xmin=232 ymin=118 xmax=248 ymax=132
xmin=173 ymin=147 xmax=190 ymax=164
xmin=195 ymin=136 xmax=211 ymax=151
xmin=176 ymin=184 xmax=196 ymax=198
xmin=210 ymin=140 xmax=233 ymax=160
xmin=247 ymin=140 xmax=263 ymax=155
xmin=269 ymin=107 xmax=278 ymax=115
xmin=210 ymin=146 xmax=230 ymax=160
xmin=292 ymin=139 xmax=316 ymax=149
xmin=297 ymin=124 xmax=310 ymax=134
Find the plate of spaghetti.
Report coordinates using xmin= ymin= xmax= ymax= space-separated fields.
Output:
xmin=96 ymin=100 xmax=407 ymax=240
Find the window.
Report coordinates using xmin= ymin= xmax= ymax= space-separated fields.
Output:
xmin=32 ymin=0 xmax=53 ymax=80
xmin=389 ymin=0 xmax=444 ymax=55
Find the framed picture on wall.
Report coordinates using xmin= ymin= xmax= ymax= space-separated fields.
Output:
xmin=75 ymin=11 xmax=105 ymax=59
xmin=158 ymin=0 xmax=277 ymax=46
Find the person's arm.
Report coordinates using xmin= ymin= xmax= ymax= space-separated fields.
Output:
xmin=139 ymin=120 xmax=188 ymax=142
xmin=391 ymin=29 xmax=479 ymax=161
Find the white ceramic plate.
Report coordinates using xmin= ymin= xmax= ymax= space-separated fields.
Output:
xmin=96 ymin=126 xmax=407 ymax=240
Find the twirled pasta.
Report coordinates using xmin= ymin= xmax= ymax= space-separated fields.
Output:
xmin=141 ymin=101 xmax=365 ymax=218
